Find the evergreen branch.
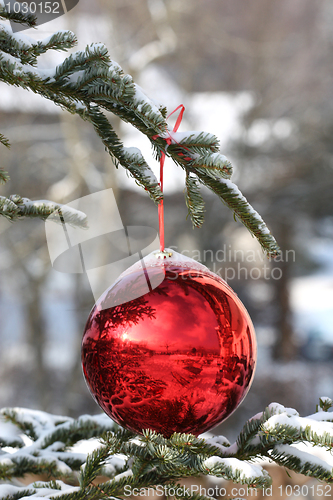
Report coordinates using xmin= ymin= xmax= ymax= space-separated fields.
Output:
xmin=82 ymin=82 xmax=167 ymax=135
xmin=194 ymin=171 xmax=280 ymax=257
xmin=95 ymin=469 xmax=165 ymax=499
xmin=0 ymin=194 xmax=88 ymax=227
xmin=0 ymin=482 xmax=80 ymax=500
xmin=41 ymin=418 xmax=117 ymax=450
xmin=235 ymin=405 xmax=281 ymax=457
xmin=190 ymin=152 xmax=233 ymax=180
xmin=0 ymin=25 xmax=33 ymax=65
xmin=0 ymin=486 xmax=37 ymax=500
xmin=1 ymin=456 xmax=73 ymax=480
xmin=317 ymin=397 xmax=333 ymax=413
xmin=167 ymin=131 xmax=220 ymax=153
xmin=0 ymin=25 xmax=75 ymax=66
xmin=2 ymin=401 xmax=333 ymax=500
xmin=0 ymin=195 xmax=20 ymax=220
xmin=184 ymin=173 xmax=205 ymax=227
xmin=35 ymin=31 xmax=77 ymax=54
xmin=0 ymin=5 xmax=36 ymax=28
xmin=261 ymin=404 xmax=333 ymax=447
xmin=54 ymin=44 xmax=111 ymax=81
xmin=0 ymin=133 xmax=10 ymax=148
xmin=202 ymin=456 xmax=271 ymax=488
xmin=0 ymin=167 xmax=10 ymax=183
xmin=235 ymin=415 xmax=264 ymax=455
xmin=85 ymin=106 xmax=163 ymax=204
xmin=0 ymin=29 xmax=77 ymax=67
xmin=269 ymin=444 xmax=333 ymax=482
xmin=79 ymin=445 xmax=114 ymax=488
xmin=0 ymin=23 xmax=280 ymax=254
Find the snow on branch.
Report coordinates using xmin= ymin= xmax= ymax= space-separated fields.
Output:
xmin=0 ymin=194 xmax=88 ymax=227
xmin=0 ymin=407 xmax=120 ymax=484
xmin=1 ymin=400 xmax=333 ymax=500
xmin=204 ymin=456 xmax=271 ymax=487
xmin=269 ymin=444 xmax=333 ymax=481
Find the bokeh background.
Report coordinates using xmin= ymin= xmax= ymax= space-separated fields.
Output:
xmin=1 ymin=0 xmax=333 ymax=442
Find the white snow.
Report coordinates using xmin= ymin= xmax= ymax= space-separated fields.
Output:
xmin=39 ymin=31 xmax=69 ymax=47
xmin=122 ymin=146 xmax=141 ymax=156
xmin=65 ymin=70 xmax=85 ymax=84
xmin=0 ymin=408 xmax=118 ymax=480
xmin=0 ymin=481 xmax=80 ymax=500
xmin=263 ymin=411 xmax=333 ymax=439
xmin=133 ymin=84 xmax=162 ymax=119
xmin=205 ymin=435 xmax=231 ymax=449
xmin=19 ymin=198 xmax=87 ymax=225
xmin=204 ymin=456 xmax=267 ymax=480
xmin=267 ymin=402 xmax=299 ymax=416
xmin=0 ymin=51 xmax=41 ymax=79
xmin=121 ymin=147 xmax=159 ymax=186
xmin=0 ymin=23 xmax=35 ymax=47
xmin=215 ymin=178 xmax=271 ymax=235
xmin=272 ymin=443 xmax=333 ymax=472
xmin=0 ymin=416 xmax=24 ymax=444
xmin=112 ymin=468 xmax=133 ymax=481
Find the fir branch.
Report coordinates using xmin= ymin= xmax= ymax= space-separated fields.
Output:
xmin=36 ymin=31 xmax=77 ymax=54
xmin=317 ymin=397 xmax=333 ymax=413
xmin=85 ymin=106 xmax=163 ymax=204
xmin=185 ymin=173 xmax=205 ymax=228
xmin=0 ymin=195 xmax=20 ymax=220
xmin=41 ymin=417 xmax=117 ymax=450
xmin=0 ymin=194 xmax=88 ymax=227
xmin=0 ymin=25 xmax=75 ymax=66
xmin=0 ymin=4 xmax=36 ymax=28
xmin=5 ymin=29 xmax=77 ymax=67
xmin=0 ymin=167 xmax=10 ymax=183
xmin=2 ymin=401 xmax=333 ymax=499
xmin=190 ymin=152 xmax=233 ymax=180
xmin=0 ymin=132 xmax=10 ymax=148
xmin=0 ymin=21 xmax=280 ymax=254
xmin=194 ymin=171 xmax=280 ymax=257
xmin=54 ymin=44 xmax=111 ymax=82
xmin=269 ymin=444 xmax=333 ymax=482
xmin=3 ymin=455 xmax=71 ymax=480
xmin=79 ymin=445 xmax=114 ymax=488
xmin=0 ymin=485 xmax=37 ymax=500
xmin=203 ymin=456 xmax=271 ymax=488
xmin=236 ymin=415 xmax=263 ymax=455
xmin=167 ymin=131 xmax=220 ymax=153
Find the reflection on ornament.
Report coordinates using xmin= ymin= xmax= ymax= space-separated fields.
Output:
xmin=82 ymin=250 xmax=257 ymax=437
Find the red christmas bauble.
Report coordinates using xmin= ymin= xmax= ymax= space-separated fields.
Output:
xmin=81 ymin=250 xmax=257 ymax=437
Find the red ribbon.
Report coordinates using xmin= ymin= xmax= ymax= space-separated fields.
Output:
xmin=153 ymin=104 xmax=187 ymax=252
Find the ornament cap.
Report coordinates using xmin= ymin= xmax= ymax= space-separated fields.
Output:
xmin=154 ymin=250 xmax=173 ymax=259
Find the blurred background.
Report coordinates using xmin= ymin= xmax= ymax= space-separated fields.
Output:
xmin=1 ymin=0 xmax=333 ymax=441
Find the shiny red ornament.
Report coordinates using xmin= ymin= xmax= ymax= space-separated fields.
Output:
xmin=81 ymin=250 xmax=257 ymax=437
